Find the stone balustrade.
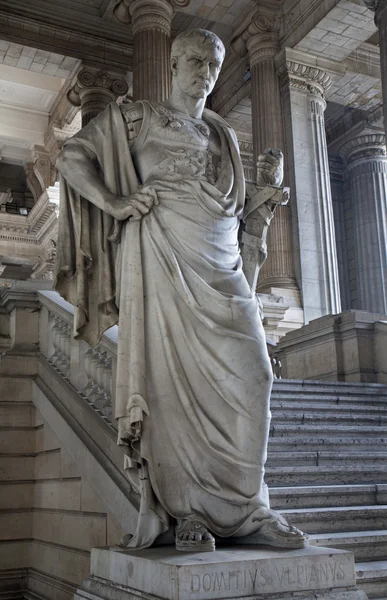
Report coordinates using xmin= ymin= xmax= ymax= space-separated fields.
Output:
xmin=38 ymin=290 xmax=118 ymax=427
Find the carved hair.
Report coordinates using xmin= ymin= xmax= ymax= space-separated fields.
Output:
xmin=171 ymin=29 xmax=225 ymax=62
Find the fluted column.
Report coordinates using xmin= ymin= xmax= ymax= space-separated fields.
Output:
xmin=68 ymin=68 xmax=129 ymax=126
xmin=277 ymin=51 xmax=341 ymax=322
xmin=231 ymin=13 xmax=298 ymax=293
xmin=341 ymin=134 xmax=387 ymax=314
xmin=364 ymin=1 xmax=387 ymax=140
xmin=130 ymin=0 xmax=173 ymax=101
xmin=114 ymin=0 xmax=191 ymax=101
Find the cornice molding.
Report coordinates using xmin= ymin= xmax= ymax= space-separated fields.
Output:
xmin=327 ymin=105 xmax=384 ymax=153
xmin=276 ymin=55 xmax=332 ymax=96
xmin=0 ymin=189 xmax=58 ymax=249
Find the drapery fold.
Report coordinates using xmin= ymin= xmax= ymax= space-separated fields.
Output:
xmin=55 ymin=101 xmax=277 ymax=549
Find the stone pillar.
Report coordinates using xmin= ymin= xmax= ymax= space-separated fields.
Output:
xmin=115 ymin=0 xmax=183 ymax=102
xmin=364 ymin=1 xmax=387 ymax=139
xmin=329 ymin=156 xmax=351 ymax=310
xmin=231 ymin=13 xmax=298 ymax=295
xmin=340 ymin=133 xmax=387 ymax=314
xmin=130 ymin=0 xmax=173 ymax=101
xmin=67 ymin=68 xmax=129 ymax=126
xmin=277 ymin=51 xmax=341 ymax=323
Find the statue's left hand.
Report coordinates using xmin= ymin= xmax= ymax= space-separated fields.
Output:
xmin=256 ymin=148 xmax=284 ymax=188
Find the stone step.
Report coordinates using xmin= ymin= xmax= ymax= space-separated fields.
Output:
xmin=282 ymin=506 xmax=387 ymax=535
xmin=270 ymin=392 xmax=387 ymax=408
xmin=273 ymin=379 xmax=387 ymax=397
xmin=268 ymin=436 xmax=387 ymax=452
xmin=266 ymin=451 xmax=387 ymax=468
xmin=355 ymin=560 xmax=387 ymax=599
xmin=271 ymin=411 xmax=387 ymax=426
xmin=309 ymin=530 xmax=387 ymax=562
xmin=270 ymin=423 xmax=387 ymax=437
xmin=269 ymin=484 xmax=387 ymax=510
xmin=271 ymin=401 xmax=387 ymax=415
xmin=265 ymin=465 xmax=387 ymax=486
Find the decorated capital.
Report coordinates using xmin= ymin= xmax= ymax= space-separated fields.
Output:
xmin=363 ymin=0 xmax=387 ymax=23
xmin=231 ymin=8 xmax=280 ymax=66
xmin=67 ymin=68 xmax=129 ymax=125
xmin=114 ymin=0 xmax=190 ymax=24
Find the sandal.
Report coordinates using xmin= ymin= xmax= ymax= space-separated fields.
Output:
xmin=175 ymin=519 xmax=215 ymax=552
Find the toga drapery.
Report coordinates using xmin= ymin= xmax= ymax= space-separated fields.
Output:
xmin=55 ymin=100 xmax=277 ymax=549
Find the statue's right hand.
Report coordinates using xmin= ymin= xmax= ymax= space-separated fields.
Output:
xmin=110 ymin=185 xmax=159 ymax=221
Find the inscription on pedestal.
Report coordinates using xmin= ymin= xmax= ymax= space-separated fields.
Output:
xmin=190 ymin=561 xmax=347 ymax=595
xmin=92 ymin=546 xmax=357 ymax=600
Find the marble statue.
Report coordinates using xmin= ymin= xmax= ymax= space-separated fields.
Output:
xmin=55 ymin=29 xmax=307 ymax=553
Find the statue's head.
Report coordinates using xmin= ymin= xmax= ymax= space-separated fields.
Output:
xmin=170 ymin=29 xmax=225 ymax=99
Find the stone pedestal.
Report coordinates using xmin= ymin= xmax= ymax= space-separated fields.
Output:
xmin=274 ymin=309 xmax=387 ymax=382
xmin=75 ymin=546 xmax=367 ymax=600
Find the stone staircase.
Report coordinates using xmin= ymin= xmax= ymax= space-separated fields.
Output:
xmin=268 ymin=379 xmax=387 ymax=600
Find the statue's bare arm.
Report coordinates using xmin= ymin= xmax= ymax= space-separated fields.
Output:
xmin=56 ymin=102 xmax=158 ymax=221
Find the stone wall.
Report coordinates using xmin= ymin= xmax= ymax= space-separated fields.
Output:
xmin=273 ymin=310 xmax=387 ymax=382
xmin=0 ymin=374 xmax=125 ymax=599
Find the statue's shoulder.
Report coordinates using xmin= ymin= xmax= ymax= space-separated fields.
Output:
xmin=204 ymin=108 xmax=232 ymax=129
xmin=120 ymin=100 xmax=144 ymax=124
xmin=120 ymin=100 xmax=146 ymax=146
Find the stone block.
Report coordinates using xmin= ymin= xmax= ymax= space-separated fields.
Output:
xmin=32 ymin=509 xmax=107 ymax=551
xmin=319 ymin=17 xmax=349 ymax=34
xmin=35 ymin=449 xmax=61 ymax=479
xmin=0 ymin=482 xmax=34 ymax=509
xmin=29 ymin=540 xmax=90 ymax=585
xmin=0 ymin=540 xmax=29 ymax=570
xmin=275 ymin=311 xmax=387 ymax=382
xmin=81 ymin=480 xmax=107 ymax=513
xmin=81 ymin=546 xmax=366 ymax=600
xmin=0 ymin=428 xmax=35 ymax=454
xmin=27 ymin=572 xmax=76 ymax=600
xmin=0 ymin=510 xmax=32 ymax=540
xmin=0 ymin=376 xmax=32 ymax=402
xmin=0 ymin=455 xmax=35 ymax=481
xmin=60 ymin=448 xmax=82 ymax=478
xmin=34 ymin=479 xmax=81 ymax=511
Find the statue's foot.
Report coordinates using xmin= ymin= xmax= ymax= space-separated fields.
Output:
xmin=254 ymin=519 xmax=308 ymax=549
xmin=175 ymin=519 xmax=215 ymax=552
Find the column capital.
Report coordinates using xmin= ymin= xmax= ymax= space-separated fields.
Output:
xmin=340 ymin=132 xmax=386 ymax=165
xmin=67 ymin=68 xmax=129 ymax=108
xmin=114 ymin=0 xmax=189 ymax=29
xmin=275 ymin=51 xmax=332 ymax=98
xmin=363 ymin=0 xmax=387 ymax=23
xmin=231 ymin=8 xmax=280 ymax=65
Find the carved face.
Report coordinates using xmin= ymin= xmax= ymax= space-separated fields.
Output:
xmin=171 ymin=39 xmax=223 ymax=100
